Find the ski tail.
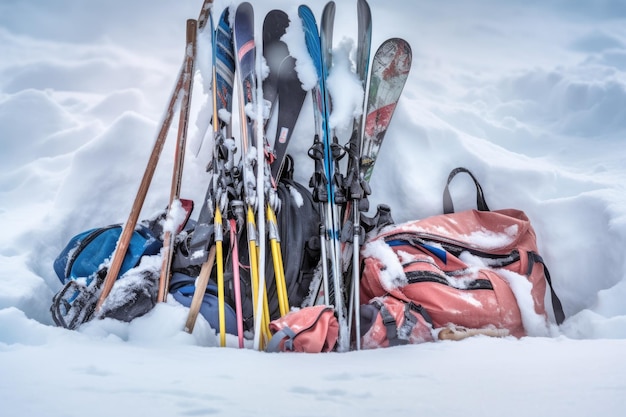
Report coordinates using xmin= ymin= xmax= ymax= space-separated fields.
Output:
xmin=215 ymin=7 xmax=236 ymax=134
xmin=356 ymin=0 xmax=372 ymax=85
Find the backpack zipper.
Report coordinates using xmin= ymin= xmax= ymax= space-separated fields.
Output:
xmin=405 ymin=270 xmax=494 ymax=290
xmin=385 ymin=232 xmax=520 ymax=268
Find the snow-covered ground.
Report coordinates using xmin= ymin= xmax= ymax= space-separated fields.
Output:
xmin=1 ymin=0 xmax=626 ymax=416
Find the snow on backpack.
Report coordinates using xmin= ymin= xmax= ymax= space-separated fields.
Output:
xmin=359 ymin=167 xmax=565 ymax=347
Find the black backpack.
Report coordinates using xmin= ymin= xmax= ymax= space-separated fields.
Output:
xmin=171 ymin=161 xmax=321 ymax=333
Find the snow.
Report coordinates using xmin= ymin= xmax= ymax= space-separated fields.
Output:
xmin=282 ymin=13 xmax=318 ymax=91
xmin=326 ymin=37 xmax=365 ymax=134
xmin=362 ymin=239 xmax=407 ymax=290
xmin=2 ymin=0 xmax=626 ymax=416
xmin=161 ymin=198 xmax=188 ymax=234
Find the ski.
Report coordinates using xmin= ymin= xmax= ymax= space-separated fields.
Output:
xmin=341 ymin=0 xmax=372 ymax=351
xmin=183 ymin=7 xmax=241 ymax=349
xmin=211 ymin=6 xmax=240 ymax=348
xmin=299 ymin=3 xmax=349 ymax=352
xmin=234 ymin=2 xmax=274 ymax=350
xmin=320 ymin=1 xmax=350 ymax=352
xmin=262 ymin=10 xmax=290 ymax=115
xmin=263 ymin=10 xmax=308 ymax=181
xmin=258 ymin=16 xmax=294 ymax=324
xmin=355 ymin=0 xmax=372 ymax=86
xmin=360 ymin=38 xmax=412 ymax=183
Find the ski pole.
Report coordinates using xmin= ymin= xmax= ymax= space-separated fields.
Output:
xmin=183 ymin=245 xmax=216 ymax=333
xmin=214 ymin=207 xmax=226 ymax=346
xmin=157 ymin=18 xmax=198 ymax=303
xmin=95 ymin=19 xmax=197 ymax=313
xmin=267 ymin=204 xmax=289 ymax=317
xmin=229 ymin=217 xmax=245 ymax=348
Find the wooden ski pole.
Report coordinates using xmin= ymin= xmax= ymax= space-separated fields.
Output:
xmin=183 ymin=246 xmax=216 ymax=333
xmin=95 ymin=26 xmax=192 ymax=313
xmin=156 ymin=0 xmax=215 ymax=307
xmin=157 ymin=19 xmax=198 ymax=302
xmin=96 ymin=0 xmax=213 ymax=313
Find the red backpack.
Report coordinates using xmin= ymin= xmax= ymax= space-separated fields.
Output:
xmin=359 ymin=168 xmax=565 ymax=346
xmin=360 ymin=296 xmax=435 ymax=348
xmin=266 ymin=305 xmax=339 ymax=353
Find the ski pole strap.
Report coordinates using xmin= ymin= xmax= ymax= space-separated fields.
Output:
xmin=172 ymin=223 xmax=215 ymax=270
xmin=266 ymin=326 xmax=297 ymax=352
xmin=308 ymin=137 xmax=329 ymax=203
xmin=443 ymin=167 xmax=490 ymax=214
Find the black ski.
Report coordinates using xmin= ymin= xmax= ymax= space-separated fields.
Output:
xmin=263 ymin=9 xmax=308 ymax=181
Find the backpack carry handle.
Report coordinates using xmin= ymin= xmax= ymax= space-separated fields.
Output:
xmin=443 ymin=167 xmax=490 ymax=214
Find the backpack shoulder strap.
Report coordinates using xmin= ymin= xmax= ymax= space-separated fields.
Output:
xmin=528 ymin=252 xmax=566 ymax=325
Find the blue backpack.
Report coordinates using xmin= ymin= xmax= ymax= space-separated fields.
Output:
xmin=169 ymin=272 xmax=238 ymax=334
xmin=53 ymin=224 xmax=163 ymax=285
xmin=51 ymin=223 xmax=163 ymax=329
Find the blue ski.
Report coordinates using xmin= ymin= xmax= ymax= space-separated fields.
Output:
xmin=299 ymin=3 xmax=349 ymax=353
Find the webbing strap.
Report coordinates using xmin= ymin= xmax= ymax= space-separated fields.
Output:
xmin=409 ymin=302 xmax=434 ymax=327
xmin=396 ymin=303 xmax=418 ymax=342
xmin=443 ymin=167 xmax=490 ymax=214
xmin=376 ymin=301 xmax=421 ymax=347
xmin=378 ymin=303 xmax=403 ymax=346
xmin=528 ymin=252 xmax=566 ymax=325
xmin=266 ymin=326 xmax=297 ymax=352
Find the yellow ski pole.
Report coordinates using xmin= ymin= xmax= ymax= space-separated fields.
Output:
xmin=215 ymin=207 xmax=226 ymax=347
xmin=248 ymin=207 xmax=273 ymax=348
xmin=267 ymin=205 xmax=289 ymax=317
